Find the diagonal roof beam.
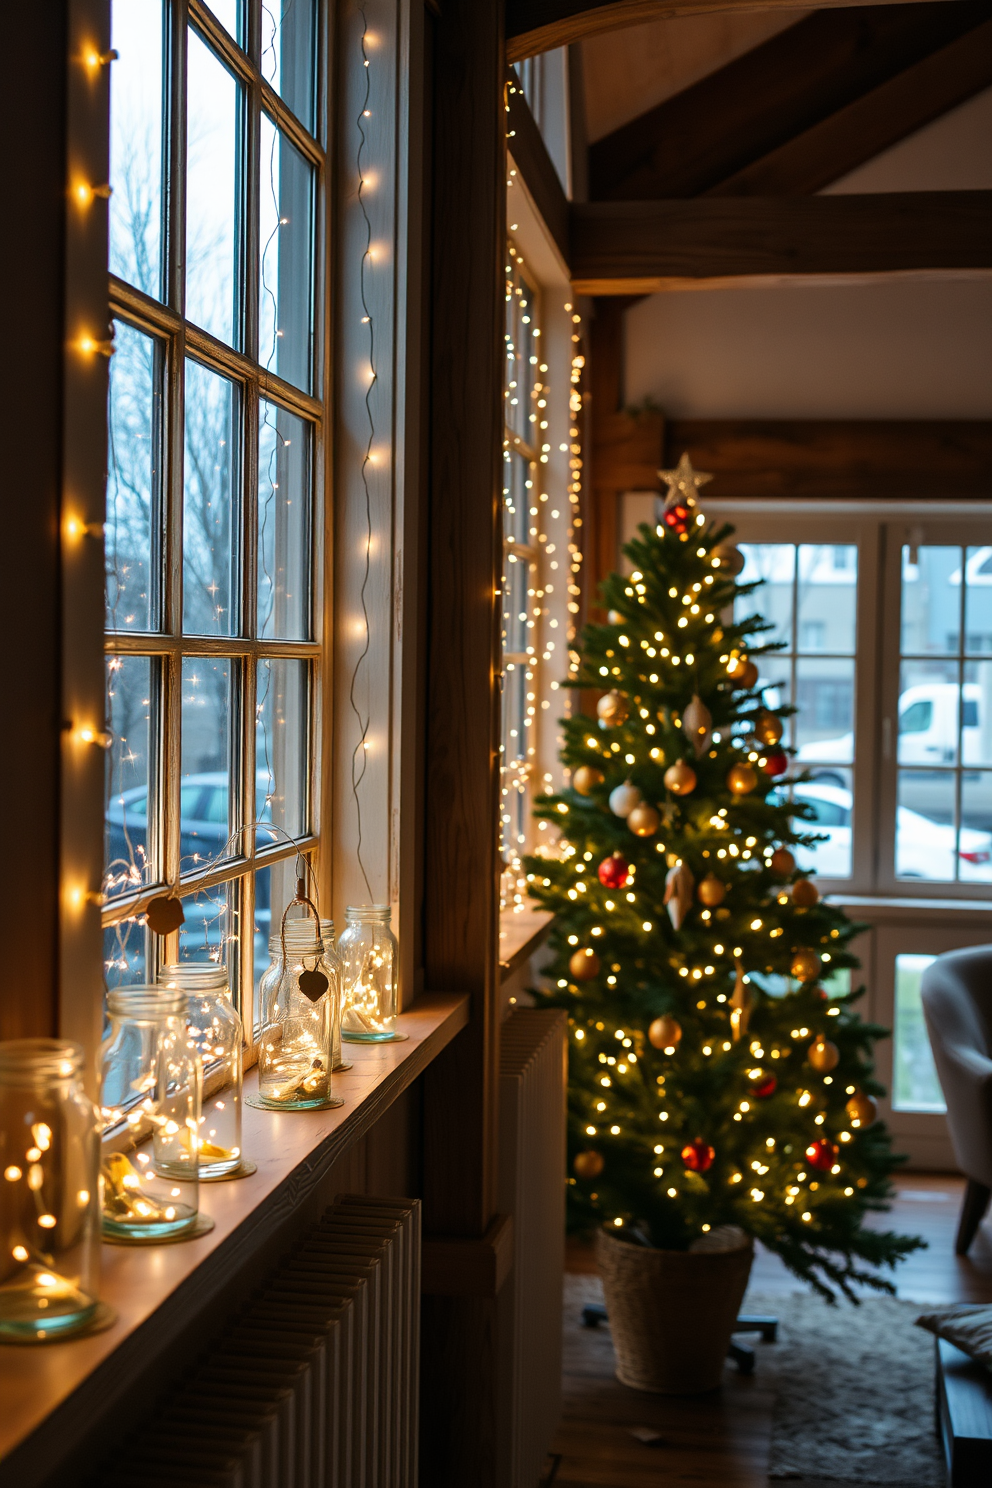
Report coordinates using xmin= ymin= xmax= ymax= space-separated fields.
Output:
xmin=587 ymin=1 xmax=992 ymax=201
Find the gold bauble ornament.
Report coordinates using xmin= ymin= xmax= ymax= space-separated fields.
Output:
xmin=573 ymin=765 xmax=605 ymax=796
xmin=713 ymin=541 xmax=745 ymax=577
xmin=597 ymin=690 xmax=629 ymax=727
xmin=727 ymin=762 xmax=757 ymax=796
xmin=627 ymin=803 xmax=660 ymax=837
xmin=770 ymin=847 xmax=796 ymax=877
xmin=754 ymin=710 xmax=784 ymax=747
xmin=791 ymin=878 xmax=820 ymax=908
xmin=569 ymin=947 xmax=601 ymax=981
xmin=730 ymin=657 xmax=759 ymax=689
xmin=648 ymin=1015 xmax=682 ymax=1050
xmin=664 ymin=759 xmax=697 ymax=796
xmin=682 ymin=694 xmax=713 ymax=759
xmin=846 ymin=1092 xmax=877 ymax=1128
xmin=574 ymin=1150 xmax=605 ymax=1180
xmin=808 ymin=1035 xmax=840 ymax=1073
xmin=791 ymin=948 xmax=821 ymax=983
xmin=697 ymin=873 xmax=726 ymax=907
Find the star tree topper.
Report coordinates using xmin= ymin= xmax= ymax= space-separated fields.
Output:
xmin=658 ymin=451 xmax=712 ymax=515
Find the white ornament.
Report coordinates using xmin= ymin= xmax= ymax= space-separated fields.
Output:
xmin=609 ymin=781 xmax=642 ymax=818
xmin=664 ymin=860 xmax=695 ymax=930
xmin=682 ymin=694 xmax=713 ymax=759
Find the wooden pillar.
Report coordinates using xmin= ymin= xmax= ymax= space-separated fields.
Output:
xmin=419 ymin=0 xmax=508 ymax=1481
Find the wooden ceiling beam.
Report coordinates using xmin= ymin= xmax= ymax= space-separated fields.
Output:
xmin=586 ymin=1 xmax=992 ymax=201
xmin=505 ymin=0 xmax=958 ymax=62
xmin=570 ymin=193 xmax=992 ymax=292
xmin=707 ymin=20 xmax=992 ymax=195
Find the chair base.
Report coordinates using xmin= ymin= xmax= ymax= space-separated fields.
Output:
xmin=936 ymin=1337 xmax=992 ymax=1486
xmin=955 ymin=1179 xmax=991 ymax=1256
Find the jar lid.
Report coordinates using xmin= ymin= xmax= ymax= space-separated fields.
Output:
xmin=268 ymin=917 xmax=322 ymax=954
xmin=0 ymin=1039 xmax=83 ymax=1080
xmin=157 ymin=962 xmax=230 ymax=993
xmin=344 ymin=904 xmax=391 ymax=923
xmin=107 ymin=984 xmax=185 ymax=1018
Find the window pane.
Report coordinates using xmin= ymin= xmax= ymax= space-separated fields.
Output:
xmin=796 ymin=544 xmax=856 ymax=654
xmin=960 ymin=772 xmax=992 ymax=881
xmin=503 ymin=450 xmax=531 ymax=547
xmin=260 ymin=0 xmax=316 ymax=132
xmin=503 ymin=552 xmax=533 ymax=659
xmin=104 ymin=920 xmax=148 ymax=989
xmin=792 ymin=776 xmax=852 ymax=879
xmin=207 ymin=0 xmax=241 ymax=45
xmin=105 ymin=655 xmax=155 ymax=899
xmin=183 ymin=359 xmax=238 ymax=636
xmin=186 ymin=30 xmax=240 ymax=345
xmin=963 ymin=660 xmax=992 ymax=765
xmin=795 ymin=657 xmax=854 ymax=761
xmin=178 ymin=881 xmax=236 ymax=966
xmin=505 ymin=263 xmax=537 ymax=446
xmin=110 ymin=0 xmax=163 ymax=298
xmin=964 ymin=546 xmax=992 ymax=654
xmin=256 ymin=659 xmax=309 ymax=840
xmin=898 ymin=659 xmax=958 ymax=766
xmin=181 ymin=657 xmax=232 ymax=872
xmin=900 ymin=545 xmax=961 ymax=655
xmin=258 ymin=402 xmax=311 ymax=639
xmin=107 ymin=320 xmax=161 ymax=631
xmin=253 ymin=859 xmax=300 ymax=999
xmin=897 ymin=770 xmax=956 ymax=880
xmin=893 ymin=953 xmax=945 ymax=1113
xmin=755 ymin=655 xmax=790 ymax=725
xmin=737 ymin=544 xmax=794 ymax=651
xmin=259 ymin=115 xmax=314 ymax=391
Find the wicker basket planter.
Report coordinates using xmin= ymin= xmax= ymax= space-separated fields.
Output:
xmin=595 ymin=1225 xmax=754 ymax=1393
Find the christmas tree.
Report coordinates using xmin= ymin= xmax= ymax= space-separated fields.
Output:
xmin=526 ymin=456 xmax=923 ymax=1301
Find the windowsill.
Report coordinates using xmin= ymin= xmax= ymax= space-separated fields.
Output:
xmin=499 ymin=906 xmax=555 ymax=981
xmin=0 ymin=991 xmax=469 ymax=1470
xmin=825 ymin=893 xmax=992 ymax=915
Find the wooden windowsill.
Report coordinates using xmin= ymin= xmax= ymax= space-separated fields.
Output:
xmin=499 ymin=906 xmax=555 ymax=981
xmin=0 ymin=991 xmax=469 ymax=1470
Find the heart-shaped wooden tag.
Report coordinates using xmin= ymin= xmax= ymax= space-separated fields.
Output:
xmin=298 ymin=968 xmax=328 ymax=1003
xmin=145 ymin=896 xmax=185 ymax=935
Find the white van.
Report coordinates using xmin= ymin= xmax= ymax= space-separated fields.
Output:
xmin=797 ymin=682 xmax=984 ymax=780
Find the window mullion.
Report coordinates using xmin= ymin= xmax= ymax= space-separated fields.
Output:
xmin=169 ymin=0 xmax=189 ymax=319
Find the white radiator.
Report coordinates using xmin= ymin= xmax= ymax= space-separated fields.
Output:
xmin=499 ymin=1009 xmax=568 ymax=1488
xmin=102 ymin=1194 xmax=420 ymax=1488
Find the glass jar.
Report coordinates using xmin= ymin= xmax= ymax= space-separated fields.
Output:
xmin=338 ymin=905 xmax=399 ymax=1042
xmin=0 ymin=1040 xmax=100 ymax=1339
xmin=257 ymin=916 xmax=340 ymax=1108
xmin=99 ymin=986 xmax=201 ymax=1240
xmin=320 ymin=919 xmax=347 ymax=1071
xmin=157 ymin=963 xmax=243 ymax=1177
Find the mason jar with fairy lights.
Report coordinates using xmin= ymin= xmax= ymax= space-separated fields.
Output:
xmin=255 ymin=889 xmax=341 ymax=1109
xmin=0 ymin=1040 xmax=101 ymax=1339
xmin=338 ymin=905 xmax=403 ymax=1042
xmin=99 ymin=986 xmax=202 ymax=1241
xmin=157 ymin=962 xmax=245 ymax=1178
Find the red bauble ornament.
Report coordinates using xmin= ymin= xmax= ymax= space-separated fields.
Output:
xmin=749 ymin=1071 xmax=777 ymax=1099
xmin=805 ymin=1138 xmax=839 ymax=1172
xmin=681 ymin=1138 xmax=715 ymax=1173
xmin=662 ymin=501 xmax=692 ymax=537
xmin=762 ymin=750 xmax=788 ymax=778
xmin=598 ymin=851 xmax=630 ymax=890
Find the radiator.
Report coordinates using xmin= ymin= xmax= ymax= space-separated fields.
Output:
xmin=99 ymin=1194 xmax=420 ymax=1488
xmin=499 ymin=1008 xmax=568 ymax=1488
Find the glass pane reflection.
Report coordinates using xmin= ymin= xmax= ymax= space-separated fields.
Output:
xmin=110 ymin=0 xmax=164 ymax=298
xmin=960 ymin=772 xmax=992 ymax=881
xmin=796 ymin=544 xmax=857 ymax=654
xmin=183 ymin=359 xmax=238 ymax=636
xmin=256 ymin=658 xmax=309 ymax=840
xmin=901 ymin=545 xmax=961 ymax=655
xmin=105 ymin=655 xmax=155 ymax=898
xmin=893 ymin=953 xmax=945 ymax=1112
xmin=178 ymin=881 xmax=236 ymax=966
xmin=964 ymin=547 xmax=992 ymax=654
xmin=791 ymin=774 xmax=852 ymax=880
xmin=186 ymin=29 xmax=240 ymax=345
xmin=737 ymin=545 xmax=793 ymax=651
xmin=107 ymin=320 xmax=161 ymax=631
xmin=258 ymin=402 xmax=311 ymax=639
xmin=180 ymin=657 xmax=232 ymax=872
xmin=897 ymin=770 xmax=956 ymax=879
xmin=261 ymin=0 xmax=317 ymax=131
xmin=259 ymin=115 xmax=314 ymax=391
xmin=104 ymin=920 xmax=149 ymax=991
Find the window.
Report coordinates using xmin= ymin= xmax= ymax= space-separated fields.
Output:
xmin=103 ymin=0 xmax=324 ymax=1042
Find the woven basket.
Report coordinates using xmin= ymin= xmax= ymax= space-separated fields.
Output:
xmin=595 ymin=1226 xmax=754 ymax=1393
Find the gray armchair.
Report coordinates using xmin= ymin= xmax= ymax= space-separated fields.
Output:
xmin=921 ymin=945 xmax=992 ymax=1255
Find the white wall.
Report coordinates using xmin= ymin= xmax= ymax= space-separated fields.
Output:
xmin=624 ymin=88 xmax=992 ymax=421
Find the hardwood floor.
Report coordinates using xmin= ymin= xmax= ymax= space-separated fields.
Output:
xmin=549 ymin=1174 xmax=992 ymax=1487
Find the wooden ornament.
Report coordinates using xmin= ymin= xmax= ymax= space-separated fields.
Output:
xmin=808 ymin=1035 xmax=840 ymax=1073
xmin=609 ymin=780 xmax=642 ymax=818
xmin=682 ymin=694 xmax=713 ymax=759
xmin=697 ymin=873 xmax=726 ymax=907
xmin=597 ymin=690 xmax=629 ymax=727
xmin=713 ymin=542 xmax=744 ymax=576
xmin=573 ymin=765 xmax=604 ymax=796
xmin=791 ymin=948 xmax=822 ymax=983
xmin=145 ymin=896 xmax=185 ymax=935
xmin=649 ymin=1014 xmax=682 ymax=1050
xmin=664 ymin=759 xmax=697 ymax=796
xmin=770 ymin=847 xmax=796 ymax=878
xmin=664 ymin=860 xmax=695 ymax=930
xmin=754 ymin=710 xmax=784 ymax=747
xmin=569 ymin=947 xmax=601 ymax=981
xmin=726 ymin=762 xmax=757 ymax=796
xmin=791 ymin=878 xmax=820 ymax=908
xmin=627 ymin=803 xmax=660 ymax=837
xmin=298 ymin=967 xmax=329 ymax=1003
xmin=846 ymin=1092 xmax=877 ymax=1128
xmin=574 ymin=1150 xmax=605 ymax=1180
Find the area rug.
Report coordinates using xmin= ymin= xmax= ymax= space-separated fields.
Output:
xmin=746 ymin=1287 xmax=945 ymax=1487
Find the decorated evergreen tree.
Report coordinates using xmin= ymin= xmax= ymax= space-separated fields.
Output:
xmin=526 ymin=456 xmax=923 ymax=1301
